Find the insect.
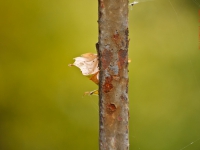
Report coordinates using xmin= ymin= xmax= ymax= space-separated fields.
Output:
xmin=69 ymin=53 xmax=99 ymax=96
xmin=129 ymin=0 xmax=154 ymax=6
xmin=69 ymin=53 xmax=131 ymax=96
xmin=84 ymin=90 xmax=99 ymax=96
xmin=129 ymin=1 xmax=139 ymax=6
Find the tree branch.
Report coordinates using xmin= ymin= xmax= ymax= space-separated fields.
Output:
xmin=97 ymin=0 xmax=129 ymax=149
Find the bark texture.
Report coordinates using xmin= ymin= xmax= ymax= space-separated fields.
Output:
xmin=97 ymin=0 xmax=129 ymax=149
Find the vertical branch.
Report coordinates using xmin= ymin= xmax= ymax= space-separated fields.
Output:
xmin=97 ymin=0 xmax=129 ymax=149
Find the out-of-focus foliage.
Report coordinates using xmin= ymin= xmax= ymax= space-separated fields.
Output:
xmin=0 ymin=0 xmax=199 ymax=149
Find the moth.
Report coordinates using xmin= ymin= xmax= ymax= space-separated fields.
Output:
xmin=69 ymin=53 xmax=130 ymax=95
xmin=69 ymin=53 xmax=99 ymax=95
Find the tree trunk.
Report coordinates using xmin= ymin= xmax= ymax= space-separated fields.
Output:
xmin=97 ymin=0 xmax=129 ymax=149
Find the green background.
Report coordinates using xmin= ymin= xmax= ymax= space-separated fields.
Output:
xmin=0 ymin=0 xmax=200 ymax=149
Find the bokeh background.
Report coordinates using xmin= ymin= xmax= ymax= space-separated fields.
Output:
xmin=0 ymin=0 xmax=200 ymax=149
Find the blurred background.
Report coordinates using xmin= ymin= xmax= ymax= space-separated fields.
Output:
xmin=0 ymin=0 xmax=200 ymax=149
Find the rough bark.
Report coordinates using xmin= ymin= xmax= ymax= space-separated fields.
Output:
xmin=97 ymin=0 xmax=129 ymax=149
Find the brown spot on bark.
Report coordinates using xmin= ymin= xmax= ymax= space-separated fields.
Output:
xmin=118 ymin=116 xmax=123 ymax=121
xmin=123 ymin=28 xmax=129 ymax=49
xmin=107 ymin=103 xmax=117 ymax=113
xmin=126 ymin=78 xmax=129 ymax=93
xmin=103 ymin=76 xmax=113 ymax=93
xmin=120 ymin=95 xmax=127 ymax=102
xmin=118 ymin=49 xmax=127 ymax=69
xmin=113 ymin=32 xmax=121 ymax=45
xmin=125 ymin=28 xmax=129 ymax=37
xmin=100 ymin=0 xmax=105 ymax=8
xmin=101 ymin=49 xmax=112 ymax=70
